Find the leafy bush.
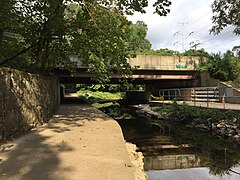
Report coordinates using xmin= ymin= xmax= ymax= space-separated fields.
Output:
xmin=92 ymin=102 xmax=119 ymax=109
xmin=76 ymin=84 xmax=122 ymax=92
xmin=77 ymin=90 xmax=124 ymax=101
xmin=90 ymin=91 xmax=123 ymax=99
xmin=137 ymin=48 xmax=210 ymax=57
xmin=199 ymin=50 xmax=239 ymax=81
xmin=182 ymin=49 xmax=210 ymax=57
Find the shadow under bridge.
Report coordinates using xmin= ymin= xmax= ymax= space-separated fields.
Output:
xmin=55 ymin=68 xmax=198 ymax=84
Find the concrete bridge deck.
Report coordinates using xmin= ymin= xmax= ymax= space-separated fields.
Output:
xmin=0 ymin=103 xmax=135 ymax=180
xmin=57 ymin=54 xmax=201 ymax=84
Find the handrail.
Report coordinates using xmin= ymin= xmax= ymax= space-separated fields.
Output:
xmin=158 ymin=86 xmax=240 ymax=108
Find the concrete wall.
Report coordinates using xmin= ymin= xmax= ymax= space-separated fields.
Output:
xmin=199 ymin=72 xmax=219 ymax=87
xmin=218 ymin=82 xmax=240 ymax=104
xmin=199 ymin=72 xmax=240 ymax=103
xmin=128 ymin=55 xmax=205 ymax=70
xmin=0 ymin=68 xmax=60 ymax=141
xmin=179 ymin=89 xmax=192 ymax=101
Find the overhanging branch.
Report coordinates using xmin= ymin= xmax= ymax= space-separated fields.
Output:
xmin=0 ymin=43 xmax=37 ymax=66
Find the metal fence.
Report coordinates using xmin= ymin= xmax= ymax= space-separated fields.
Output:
xmin=158 ymin=86 xmax=240 ymax=110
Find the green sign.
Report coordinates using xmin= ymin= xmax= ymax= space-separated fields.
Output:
xmin=176 ymin=65 xmax=188 ymax=69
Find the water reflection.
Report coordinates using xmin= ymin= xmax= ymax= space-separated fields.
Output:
xmin=147 ymin=167 xmax=240 ymax=180
xmin=114 ymin=108 xmax=240 ymax=179
xmin=144 ymin=154 xmax=201 ymax=170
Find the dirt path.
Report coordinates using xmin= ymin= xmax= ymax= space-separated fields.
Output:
xmin=0 ymin=104 xmax=135 ymax=180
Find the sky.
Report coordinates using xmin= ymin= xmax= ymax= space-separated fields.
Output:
xmin=127 ymin=0 xmax=240 ymax=54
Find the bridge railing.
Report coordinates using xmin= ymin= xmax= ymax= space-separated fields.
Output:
xmin=158 ymin=86 xmax=240 ymax=109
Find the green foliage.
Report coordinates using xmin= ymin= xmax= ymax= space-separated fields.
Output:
xmin=138 ymin=48 xmax=210 ymax=58
xmin=151 ymin=104 xmax=174 ymax=114
xmin=127 ymin=21 xmax=151 ymax=54
xmin=99 ymin=105 xmax=133 ymax=120
xmin=0 ymin=0 xmax=173 ymax=82
xmin=92 ymin=102 xmax=119 ymax=109
xmin=90 ymin=85 xmax=105 ymax=92
xmin=151 ymin=104 xmax=240 ymax=126
xmin=107 ymin=84 xmax=121 ymax=93
xmin=76 ymin=84 xmax=122 ymax=92
xmin=182 ymin=49 xmax=210 ymax=57
xmin=199 ymin=50 xmax=239 ymax=81
xmin=77 ymin=90 xmax=124 ymax=100
xmin=89 ymin=91 xmax=123 ymax=100
xmin=92 ymin=102 xmax=133 ymax=120
xmin=77 ymin=90 xmax=91 ymax=99
xmin=111 ymin=0 xmax=172 ymax=16
xmin=211 ymin=0 xmax=240 ymax=35
xmin=171 ymin=98 xmax=179 ymax=105
xmin=126 ymin=84 xmax=145 ymax=91
xmin=138 ymin=48 xmax=179 ymax=56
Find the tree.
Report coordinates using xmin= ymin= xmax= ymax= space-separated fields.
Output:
xmin=127 ymin=21 xmax=151 ymax=54
xmin=202 ymin=0 xmax=240 ymax=83
xmin=183 ymin=49 xmax=210 ymax=57
xmin=0 ymin=0 xmax=172 ymax=82
xmin=211 ymin=0 xmax=240 ymax=35
xmin=155 ymin=48 xmax=179 ymax=55
xmin=199 ymin=50 xmax=239 ymax=81
xmin=0 ymin=0 xmax=29 ymax=69
xmin=103 ymin=0 xmax=172 ymax=16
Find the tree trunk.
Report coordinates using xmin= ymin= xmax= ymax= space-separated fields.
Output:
xmin=0 ymin=29 xmax=4 ymax=43
xmin=33 ymin=0 xmax=64 ymax=71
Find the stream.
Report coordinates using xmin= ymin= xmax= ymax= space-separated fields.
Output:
xmin=101 ymin=105 xmax=240 ymax=180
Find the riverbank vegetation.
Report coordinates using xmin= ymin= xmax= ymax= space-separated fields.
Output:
xmin=151 ymin=102 xmax=240 ymax=144
xmin=152 ymin=103 xmax=240 ymax=125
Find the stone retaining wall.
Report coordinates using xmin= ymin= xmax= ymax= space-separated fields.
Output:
xmin=0 ymin=68 xmax=59 ymax=141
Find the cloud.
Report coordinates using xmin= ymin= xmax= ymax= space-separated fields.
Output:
xmin=127 ymin=0 xmax=240 ymax=53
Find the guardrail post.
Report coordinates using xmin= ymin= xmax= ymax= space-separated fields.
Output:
xmin=207 ymin=87 xmax=209 ymax=108
xmin=168 ymin=90 xmax=170 ymax=101
xmin=223 ymin=87 xmax=226 ymax=109
xmin=194 ymin=89 xmax=196 ymax=107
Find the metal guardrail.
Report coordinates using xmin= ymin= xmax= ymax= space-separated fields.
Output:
xmin=158 ymin=86 xmax=240 ymax=109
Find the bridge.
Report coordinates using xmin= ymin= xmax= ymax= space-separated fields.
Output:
xmin=1 ymin=57 xmax=240 ymax=180
xmin=56 ymin=55 xmax=204 ymax=85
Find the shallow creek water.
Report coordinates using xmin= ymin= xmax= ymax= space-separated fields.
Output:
xmin=102 ymin=106 xmax=240 ymax=180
